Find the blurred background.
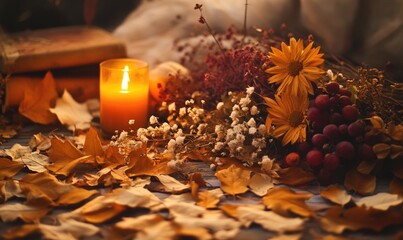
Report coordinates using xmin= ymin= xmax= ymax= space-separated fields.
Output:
xmin=0 ymin=0 xmax=402 ymax=80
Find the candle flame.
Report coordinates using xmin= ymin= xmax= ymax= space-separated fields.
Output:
xmin=121 ymin=65 xmax=130 ymax=91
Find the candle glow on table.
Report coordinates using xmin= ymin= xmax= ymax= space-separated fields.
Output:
xmin=100 ymin=59 xmax=149 ymax=136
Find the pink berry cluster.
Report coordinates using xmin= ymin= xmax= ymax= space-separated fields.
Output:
xmin=286 ymin=82 xmax=378 ymax=184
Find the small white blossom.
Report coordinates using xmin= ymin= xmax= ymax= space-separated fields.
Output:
xmin=201 ymin=100 xmax=206 ymax=104
xmin=149 ymin=116 xmax=159 ymax=125
xmin=250 ymin=106 xmax=258 ymax=115
xmin=239 ymin=96 xmax=251 ymax=108
xmin=167 ymin=139 xmax=176 ymax=152
xmin=326 ymin=69 xmax=334 ymax=79
xmin=175 ymin=136 xmax=185 ymax=145
xmin=247 ymin=118 xmax=256 ymax=127
xmin=118 ymin=131 xmax=128 ymax=141
xmin=162 ymin=122 xmax=171 ymax=133
xmin=246 ymin=86 xmax=254 ymax=95
xmin=216 ymin=102 xmax=224 ymax=110
xmin=258 ymin=124 xmax=267 ymax=135
xmin=210 ymin=164 xmax=216 ymax=170
xmin=249 ymin=127 xmax=257 ymax=135
xmin=128 ymin=119 xmax=135 ymax=125
xmin=179 ymin=107 xmax=187 ymax=117
xmin=168 ymin=102 xmax=176 ymax=112
xmin=214 ymin=142 xmax=224 ymax=151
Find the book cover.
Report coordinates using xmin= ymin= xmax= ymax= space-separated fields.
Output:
xmin=0 ymin=26 xmax=127 ymax=74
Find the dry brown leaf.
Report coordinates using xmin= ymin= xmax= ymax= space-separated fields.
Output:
xmin=215 ymin=164 xmax=251 ymax=195
xmin=372 ymin=143 xmax=391 ymax=160
xmin=237 ymin=206 xmax=305 ymax=233
xmin=116 ymin=214 xmax=176 ymax=240
xmin=20 ymin=151 xmax=49 ymax=173
xmin=189 ymin=172 xmax=207 ymax=200
xmin=0 ymin=125 xmax=18 ymax=140
xmin=164 ymin=192 xmax=195 ymax=204
xmin=0 ymin=202 xmax=50 ymax=222
xmin=356 ymin=160 xmax=377 ymax=175
xmin=125 ymin=144 xmax=174 ymax=177
xmin=249 ymin=173 xmax=274 ymax=196
xmin=59 ymin=195 xmax=126 ymax=223
xmin=278 ymin=167 xmax=316 ymax=186
xmin=320 ymin=205 xmax=403 ymax=234
xmin=355 ymin=192 xmax=403 ymax=210
xmin=173 ymin=210 xmax=241 ymax=239
xmin=1 ymin=224 xmax=39 ymax=239
xmin=83 ymin=127 xmax=104 ymax=158
xmin=197 ymin=188 xmax=224 ymax=209
xmin=320 ymin=185 xmax=352 ymax=206
xmin=262 ymin=187 xmax=314 ymax=218
xmin=0 ymin=179 xmax=24 ymax=202
xmin=220 ymin=204 xmax=265 ymax=219
xmin=156 ymin=174 xmax=190 ymax=193
xmin=57 ymin=187 xmax=98 ymax=205
xmin=19 ymin=171 xmax=73 ymax=205
xmin=0 ymin=157 xmax=24 ymax=180
xmin=389 ymin=123 xmax=403 ymax=141
xmin=344 ymin=169 xmax=376 ymax=195
xmin=49 ymin=89 xmax=93 ymax=130
xmin=39 ymin=219 xmax=99 ymax=240
xmin=29 ymin=133 xmax=51 ymax=151
xmin=165 ymin=200 xmax=205 ymax=218
xmin=103 ymin=187 xmax=164 ymax=211
xmin=18 ymin=71 xmax=58 ymax=124
xmin=2 ymin=143 xmax=31 ymax=160
xmin=390 ymin=177 xmax=403 ymax=196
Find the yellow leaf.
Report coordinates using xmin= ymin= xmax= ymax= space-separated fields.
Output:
xmin=320 ymin=185 xmax=352 ymax=206
xmin=0 ymin=179 xmax=24 ymax=203
xmin=237 ymin=206 xmax=305 ymax=233
xmin=278 ymin=167 xmax=316 ymax=186
xmin=197 ymin=188 xmax=224 ymax=209
xmin=344 ymin=169 xmax=376 ymax=195
xmin=18 ymin=71 xmax=58 ymax=124
xmin=262 ymin=187 xmax=314 ymax=218
xmin=215 ymin=164 xmax=251 ymax=195
xmin=57 ymin=187 xmax=98 ymax=205
xmin=355 ymin=192 xmax=402 ymax=210
xmin=156 ymin=174 xmax=190 ymax=193
xmin=19 ymin=172 xmax=72 ymax=205
xmin=372 ymin=143 xmax=391 ymax=160
xmin=83 ymin=127 xmax=104 ymax=158
xmin=249 ymin=173 xmax=274 ymax=196
xmin=2 ymin=143 xmax=31 ymax=160
xmin=49 ymin=89 xmax=93 ymax=130
xmin=0 ymin=202 xmax=50 ymax=222
xmin=0 ymin=157 xmax=24 ymax=180
xmin=320 ymin=206 xmax=403 ymax=234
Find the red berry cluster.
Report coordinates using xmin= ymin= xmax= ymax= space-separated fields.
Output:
xmin=287 ymin=82 xmax=378 ymax=184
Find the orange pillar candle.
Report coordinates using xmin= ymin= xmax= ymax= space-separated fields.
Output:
xmin=100 ymin=59 xmax=149 ymax=136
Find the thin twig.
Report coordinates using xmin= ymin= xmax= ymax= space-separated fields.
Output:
xmin=242 ymin=0 xmax=249 ymax=44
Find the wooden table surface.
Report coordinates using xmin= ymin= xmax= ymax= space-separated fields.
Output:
xmin=0 ymin=124 xmax=401 ymax=240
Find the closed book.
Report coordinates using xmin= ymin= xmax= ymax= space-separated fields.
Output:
xmin=0 ymin=26 xmax=127 ymax=74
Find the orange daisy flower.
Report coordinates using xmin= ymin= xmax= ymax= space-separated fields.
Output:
xmin=266 ymin=38 xmax=324 ymax=96
xmin=264 ymin=91 xmax=309 ymax=145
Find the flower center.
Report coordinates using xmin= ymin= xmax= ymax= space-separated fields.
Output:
xmin=289 ymin=111 xmax=304 ymax=127
xmin=288 ymin=61 xmax=303 ymax=76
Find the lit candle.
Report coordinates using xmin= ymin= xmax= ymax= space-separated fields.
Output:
xmin=100 ymin=59 xmax=149 ymax=136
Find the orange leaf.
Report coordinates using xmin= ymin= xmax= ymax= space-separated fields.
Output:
xmin=320 ymin=185 xmax=352 ymax=206
xmin=189 ymin=173 xmax=207 ymax=200
xmin=262 ymin=187 xmax=314 ymax=218
xmin=83 ymin=127 xmax=104 ymax=158
xmin=18 ymin=71 xmax=58 ymax=124
xmin=215 ymin=164 xmax=251 ymax=195
xmin=197 ymin=188 xmax=224 ymax=209
xmin=0 ymin=157 xmax=24 ymax=180
xmin=344 ymin=169 xmax=376 ymax=195
xmin=57 ymin=187 xmax=98 ymax=205
xmin=278 ymin=167 xmax=316 ymax=186
xmin=19 ymin=172 xmax=72 ymax=205
xmin=0 ymin=203 xmax=50 ymax=222
xmin=320 ymin=206 xmax=403 ymax=234
xmin=1 ymin=224 xmax=39 ymax=239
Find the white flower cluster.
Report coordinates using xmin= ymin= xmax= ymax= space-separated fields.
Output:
xmin=211 ymin=87 xmax=270 ymax=165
